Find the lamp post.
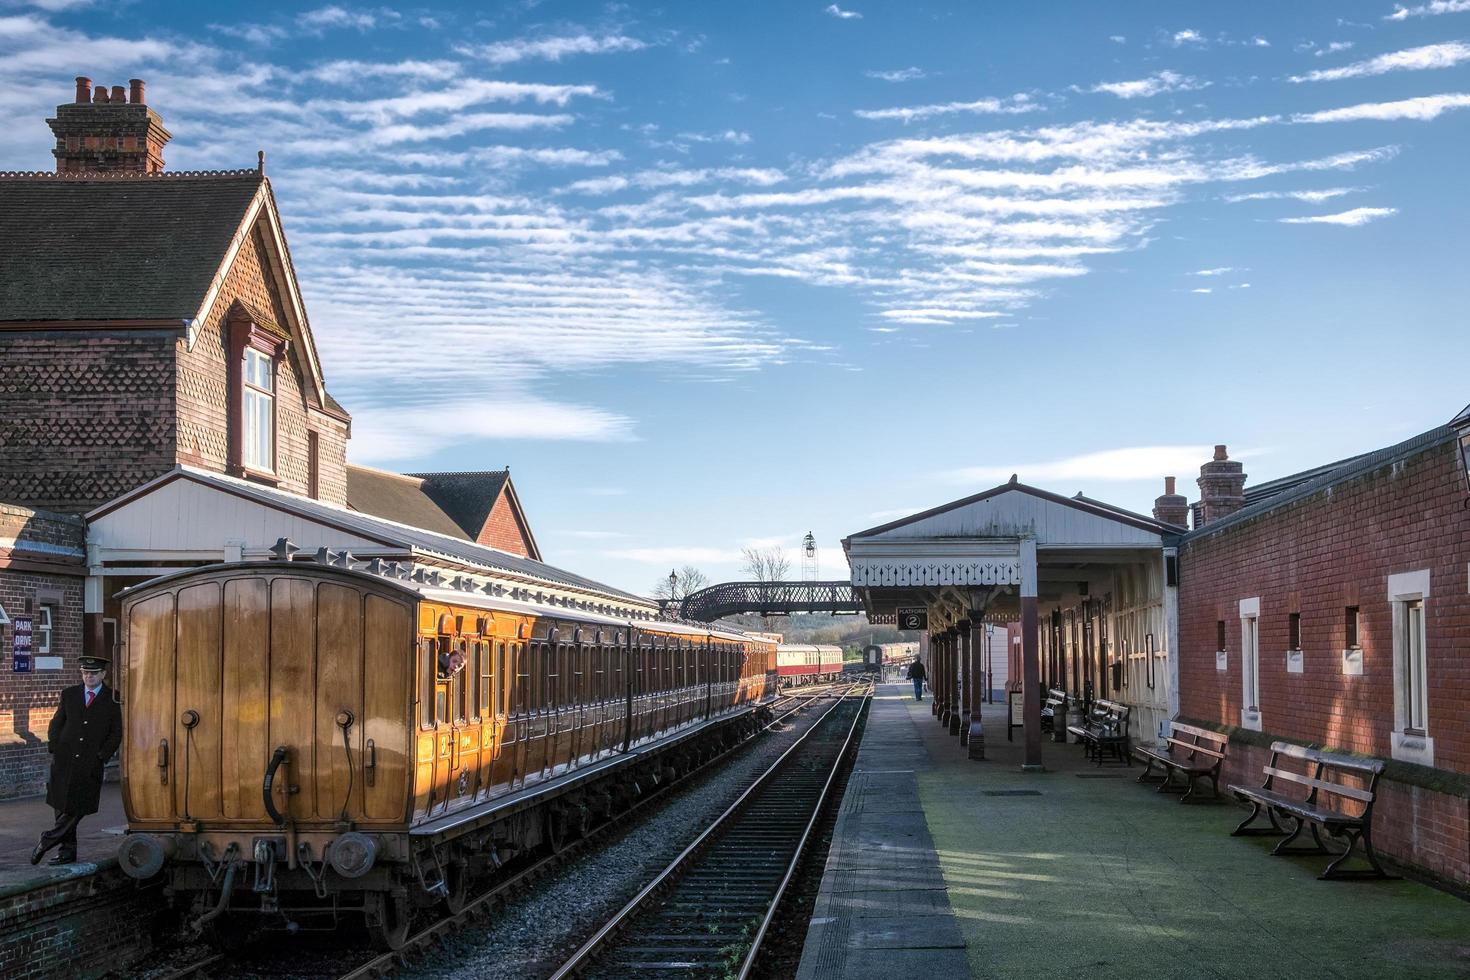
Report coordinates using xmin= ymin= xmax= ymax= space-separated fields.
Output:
xmin=659 ymin=568 xmax=679 ymax=619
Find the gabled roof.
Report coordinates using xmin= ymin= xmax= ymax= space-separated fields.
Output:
xmin=407 ymin=469 xmax=541 ymax=560
xmin=88 ymin=465 xmax=643 ymax=605
xmin=845 ymin=476 xmax=1179 ymax=545
xmin=345 ymin=465 xmax=470 ymax=541
xmin=1183 ymin=424 xmax=1457 ymax=542
xmin=0 ymin=170 xmax=263 ymax=321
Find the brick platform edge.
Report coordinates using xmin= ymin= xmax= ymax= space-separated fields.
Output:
xmin=0 ymin=861 xmax=166 ymax=980
xmin=1181 ymin=721 xmax=1470 ymax=892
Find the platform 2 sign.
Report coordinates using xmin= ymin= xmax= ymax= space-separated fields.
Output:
xmin=896 ymin=607 xmax=927 ymax=631
xmin=11 ymin=616 xmax=33 ymax=673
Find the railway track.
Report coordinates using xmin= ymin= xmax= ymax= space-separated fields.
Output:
xmin=549 ymin=681 xmax=869 ymax=979
xmin=129 ymin=688 xmax=854 ymax=980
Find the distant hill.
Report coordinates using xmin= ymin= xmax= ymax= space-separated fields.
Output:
xmin=725 ymin=612 xmax=919 ymax=650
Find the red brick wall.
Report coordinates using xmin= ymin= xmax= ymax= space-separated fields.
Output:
xmin=178 ymin=223 xmax=349 ymax=506
xmin=1178 ymin=437 xmax=1470 ymax=882
xmin=0 ymin=332 xmax=177 ymax=512
xmin=0 ymin=865 xmax=163 ymax=979
xmin=1 ymin=506 xmax=85 ymax=800
xmin=476 ymin=491 xmax=533 ymax=557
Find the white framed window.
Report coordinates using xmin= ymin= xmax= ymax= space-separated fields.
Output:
xmin=242 ymin=347 xmax=275 ymax=472
xmin=1239 ymin=596 xmax=1261 ymax=731
xmin=36 ymin=605 xmax=53 ymax=655
xmin=1388 ymin=568 xmax=1433 ymax=765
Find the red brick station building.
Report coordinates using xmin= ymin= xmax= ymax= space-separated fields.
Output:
xmin=3 ymin=80 xmax=1469 ymax=888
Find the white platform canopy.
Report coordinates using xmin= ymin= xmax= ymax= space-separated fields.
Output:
xmin=844 ymin=476 xmax=1184 ymax=770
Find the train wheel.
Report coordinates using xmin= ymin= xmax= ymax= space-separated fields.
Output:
xmin=365 ymin=891 xmax=412 ymax=951
xmin=442 ymin=859 xmax=470 ymax=915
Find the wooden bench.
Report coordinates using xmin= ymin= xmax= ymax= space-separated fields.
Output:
xmin=1040 ymin=688 xmax=1067 ymax=740
xmin=1228 ymin=741 xmax=1396 ymax=880
xmin=1067 ymin=698 xmax=1131 ymax=766
xmin=1133 ymin=722 xmax=1228 ymax=803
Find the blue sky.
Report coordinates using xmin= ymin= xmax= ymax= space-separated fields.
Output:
xmin=2 ymin=1 xmax=1468 ymax=594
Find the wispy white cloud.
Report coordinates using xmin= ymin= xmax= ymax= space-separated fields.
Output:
xmin=298 ymin=6 xmax=380 ymax=32
xmin=1191 ymin=267 xmax=1235 ymax=276
xmin=1279 ymin=206 xmax=1397 ymax=225
xmin=1109 ymin=35 xmax=1127 ymax=44
xmin=1191 ymin=287 xmax=1213 ymax=294
xmin=1294 ymin=91 xmax=1470 ymax=122
xmin=1315 ymin=41 xmax=1356 ymax=57
xmin=1086 ymin=70 xmax=1209 ymax=99
xmin=1289 ymin=41 xmax=1470 ymax=82
xmin=825 ymin=4 xmax=862 ymax=20
xmin=1224 ymin=187 xmax=1360 ymax=203
xmin=854 ymin=93 xmax=1038 ymax=122
xmin=1170 ymin=29 xmax=1206 ymax=46
xmin=867 ymin=67 xmax=926 ymax=82
xmin=945 ymin=446 xmax=1220 ymax=485
xmin=1387 ymin=1 xmax=1470 ymax=19
xmin=350 ymin=397 xmax=636 ymax=463
xmin=462 ymin=33 xmax=646 ymax=65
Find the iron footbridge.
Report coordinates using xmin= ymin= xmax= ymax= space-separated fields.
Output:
xmin=678 ymin=580 xmax=863 ymax=622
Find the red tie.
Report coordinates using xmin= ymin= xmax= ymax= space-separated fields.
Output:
xmin=85 ymin=690 xmax=95 ymax=707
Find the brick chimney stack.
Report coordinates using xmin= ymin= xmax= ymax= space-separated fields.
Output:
xmin=1195 ymin=444 xmax=1246 ymax=527
xmin=47 ymin=76 xmax=171 ymax=173
xmin=1151 ymin=476 xmax=1190 ymax=527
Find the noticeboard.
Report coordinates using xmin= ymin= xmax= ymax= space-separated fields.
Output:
xmin=11 ymin=615 xmax=33 ymax=673
xmin=1006 ymin=689 xmax=1024 ymax=741
xmin=896 ymin=607 xmax=927 ymax=631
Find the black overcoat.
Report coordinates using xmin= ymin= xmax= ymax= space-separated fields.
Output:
xmin=46 ymin=683 xmax=123 ymax=815
xmin=907 ymin=660 xmax=927 ymax=681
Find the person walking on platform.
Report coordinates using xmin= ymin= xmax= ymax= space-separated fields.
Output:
xmin=31 ymin=656 xmax=122 ymax=866
xmin=906 ymin=657 xmax=927 ymax=701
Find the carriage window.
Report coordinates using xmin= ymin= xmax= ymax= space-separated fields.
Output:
xmin=477 ymin=642 xmax=490 ymax=717
xmin=453 ymin=654 xmax=468 ymax=722
xmin=495 ymin=642 xmax=506 ymax=716
xmin=419 ymin=639 xmax=437 ymax=728
xmin=513 ymin=642 xmax=527 ymax=715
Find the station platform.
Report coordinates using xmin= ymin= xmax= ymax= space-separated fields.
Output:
xmin=797 ymin=683 xmax=1470 ymax=980
xmin=0 ymin=781 xmax=124 ymax=895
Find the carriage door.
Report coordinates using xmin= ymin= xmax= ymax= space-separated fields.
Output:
xmin=452 ymin=638 xmax=479 ymax=804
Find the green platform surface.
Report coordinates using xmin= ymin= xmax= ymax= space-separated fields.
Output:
xmin=912 ymin=694 xmax=1470 ymax=979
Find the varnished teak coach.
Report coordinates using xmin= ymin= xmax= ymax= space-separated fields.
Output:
xmin=112 ymin=556 xmax=776 ymax=948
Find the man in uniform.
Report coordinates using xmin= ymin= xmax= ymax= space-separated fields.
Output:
xmin=30 ymin=655 xmax=122 ymax=865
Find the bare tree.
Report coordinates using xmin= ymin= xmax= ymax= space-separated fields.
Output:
xmin=651 ymin=565 xmax=710 ymax=602
xmin=741 ymin=546 xmax=790 ymax=583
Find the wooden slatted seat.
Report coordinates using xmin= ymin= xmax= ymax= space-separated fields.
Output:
xmin=1228 ymin=741 xmax=1396 ymax=880
xmin=1040 ymin=688 xmax=1067 ymax=736
xmin=1067 ymin=699 xmax=1130 ymax=766
xmin=1133 ymin=722 xmax=1228 ymax=803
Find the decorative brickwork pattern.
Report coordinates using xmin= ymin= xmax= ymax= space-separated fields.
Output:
xmin=0 ymin=332 xmax=178 ymax=512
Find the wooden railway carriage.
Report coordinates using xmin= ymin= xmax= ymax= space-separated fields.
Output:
xmin=775 ymin=644 xmax=845 ymax=686
xmin=114 ymin=559 xmax=775 ymax=947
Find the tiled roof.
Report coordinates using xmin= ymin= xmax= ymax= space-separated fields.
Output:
xmin=345 ymin=465 xmax=469 ymax=541
xmin=406 ymin=470 xmax=511 ymax=541
xmin=1183 ymin=424 xmax=1457 ymax=542
xmin=0 ymin=170 xmax=262 ymax=321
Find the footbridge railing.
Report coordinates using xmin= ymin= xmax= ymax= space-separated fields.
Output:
xmin=678 ymin=580 xmax=863 ymax=622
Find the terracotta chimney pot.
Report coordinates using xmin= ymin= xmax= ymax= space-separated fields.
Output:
xmin=129 ymin=78 xmax=144 ymax=104
xmin=74 ymin=76 xmax=92 ymax=104
xmin=111 ymin=85 xmax=125 ymax=103
xmin=1164 ymin=476 xmax=1176 ymax=495
xmin=1213 ymin=444 xmax=1228 ymax=461
xmin=93 ymin=86 xmax=108 ymax=103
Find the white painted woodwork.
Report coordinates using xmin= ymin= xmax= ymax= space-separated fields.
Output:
xmin=856 ymin=488 xmax=1163 ymax=548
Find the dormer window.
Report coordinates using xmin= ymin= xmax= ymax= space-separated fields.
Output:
xmin=228 ymin=310 xmax=288 ymax=483
xmin=243 ymin=348 xmax=275 ymax=471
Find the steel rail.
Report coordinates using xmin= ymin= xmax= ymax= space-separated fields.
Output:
xmin=548 ymin=680 xmax=870 ymax=980
xmin=331 ymin=688 xmax=835 ymax=980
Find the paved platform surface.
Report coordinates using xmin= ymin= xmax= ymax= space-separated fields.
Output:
xmin=798 ymin=683 xmax=1470 ymax=979
xmin=0 ymin=782 xmax=124 ymax=896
